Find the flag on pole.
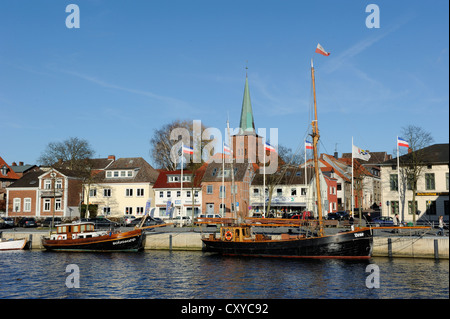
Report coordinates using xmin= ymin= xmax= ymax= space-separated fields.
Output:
xmin=305 ymin=140 xmax=313 ymax=150
xmin=182 ymin=145 xmax=194 ymax=154
xmin=264 ymin=142 xmax=276 ymax=152
xmin=315 ymin=43 xmax=331 ymax=56
xmin=397 ymin=137 xmax=409 ymax=148
xmin=223 ymin=143 xmax=232 ymax=154
xmin=352 ymin=144 xmax=371 ymax=161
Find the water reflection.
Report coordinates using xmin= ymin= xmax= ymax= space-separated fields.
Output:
xmin=0 ymin=250 xmax=447 ymax=299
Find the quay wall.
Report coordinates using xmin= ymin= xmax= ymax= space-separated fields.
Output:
xmin=372 ymin=236 xmax=449 ymax=259
xmin=2 ymin=231 xmax=448 ymax=259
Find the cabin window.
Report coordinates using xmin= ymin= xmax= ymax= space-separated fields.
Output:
xmin=58 ymin=226 xmax=67 ymax=234
xmin=73 ymin=225 xmax=79 ymax=233
xmin=81 ymin=225 xmax=86 ymax=232
xmin=235 ymin=229 xmax=240 ymax=240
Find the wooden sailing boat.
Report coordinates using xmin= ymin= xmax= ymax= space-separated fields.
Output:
xmin=201 ymin=60 xmax=373 ymax=259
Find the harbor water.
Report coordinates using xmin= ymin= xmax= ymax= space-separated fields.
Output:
xmin=0 ymin=250 xmax=448 ymax=299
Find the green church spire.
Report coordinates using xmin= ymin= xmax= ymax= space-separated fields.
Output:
xmin=239 ymin=74 xmax=256 ymax=135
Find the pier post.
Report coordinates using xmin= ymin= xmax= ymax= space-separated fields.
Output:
xmin=387 ymin=238 xmax=392 ymax=258
xmin=434 ymin=239 xmax=439 ymax=260
xmin=169 ymin=234 xmax=172 ymax=251
xmin=28 ymin=234 xmax=33 ymax=250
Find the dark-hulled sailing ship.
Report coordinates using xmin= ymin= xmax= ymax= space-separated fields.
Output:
xmin=202 ymin=58 xmax=373 ymax=259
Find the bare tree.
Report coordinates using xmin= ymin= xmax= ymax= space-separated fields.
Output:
xmin=399 ymin=125 xmax=434 ymax=225
xmin=149 ymin=119 xmax=211 ymax=170
xmin=38 ymin=137 xmax=95 ymax=172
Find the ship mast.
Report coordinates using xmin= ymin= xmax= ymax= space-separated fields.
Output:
xmin=310 ymin=59 xmax=324 ymax=237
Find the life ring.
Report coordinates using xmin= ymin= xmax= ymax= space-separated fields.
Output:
xmin=225 ymin=231 xmax=233 ymax=241
xmin=57 ymin=235 xmax=63 ymax=240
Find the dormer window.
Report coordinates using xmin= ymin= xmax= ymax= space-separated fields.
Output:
xmin=1 ymin=165 xmax=8 ymax=176
xmin=106 ymin=170 xmax=134 ymax=178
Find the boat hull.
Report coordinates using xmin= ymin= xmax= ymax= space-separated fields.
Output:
xmin=0 ymin=238 xmax=29 ymax=251
xmin=41 ymin=229 xmax=145 ymax=252
xmin=202 ymin=229 xmax=373 ymax=259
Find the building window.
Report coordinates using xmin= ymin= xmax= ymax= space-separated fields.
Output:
xmin=390 ymin=201 xmax=399 ymax=215
xmin=55 ymin=198 xmax=62 ymax=211
xmin=114 ymin=171 xmax=119 ymax=177
xmin=103 ymin=189 xmax=111 ymax=197
xmin=43 ymin=199 xmax=51 ymax=212
xmin=126 ymin=189 xmax=133 ymax=197
xmin=291 ymin=188 xmax=297 ymax=196
xmin=301 ymin=188 xmax=307 ymax=195
xmin=55 ymin=179 xmax=63 ymax=189
xmin=13 ymin=198 xmax=21 ymax=212
xmin=425 ymin=173 xmax=435 ymax=190
xmin=446 ymin=173 xmax=449 ymax=190
xmin=159 ymin=191 xmax=164 ymax=198
xmin=337 ymin=183 xmax=342 ymax=191
xmin=137 ymin=188 xmax=144 ymax=197
xmin=219 ymin=186 xmax=226 ymax=198
xmin=44 ymin=180 xmax=52 ymax=189
xmin=24 ymin=198 xmax=31 ymax=212
xmin=186 ymin=191 xmax=191 ymax=197
xmin=177 ymin=190 xmax=181 ymax=197
xmin=444 ymin=200 xmax=449 ymax=215
xmin=390 ymin=174 xmax=398 ymax=191
xmin=137 ymin=207 xmax=144 ymax=215
xmin=253 ymin=188 xmax=259 ymax=195
xmin=167 ymin=191 xmax=171 ymax=198
xmin=194 ymin=191 xmax=199 ymax=197
xmin=168 ymin=176 xmax=180 ymax=182
xmin=103 ymin=207 xmax=111 ymax=215
xmin=106 ymin=171 xmax=112 ymax=178
xmin=89 ymin=189 xmax=97 ymax=197
xmin=207 ymin=185 xmax=213 ymax=194
xmin=125 ymin=207 xmax=133 ymax=215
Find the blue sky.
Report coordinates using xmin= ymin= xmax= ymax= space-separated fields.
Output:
xmin=1 ymin=0 xmax=448 ymax=167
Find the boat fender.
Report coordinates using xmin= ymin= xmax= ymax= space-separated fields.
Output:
xmin=225 ymin=231 xmax=233 ymax=241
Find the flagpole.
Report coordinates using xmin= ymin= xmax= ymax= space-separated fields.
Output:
xmin=222 ymin=141 xmax=225 ymax=217
xmin=181 ymin=142 xmax=183 ymax=218
xmin=305 ymin=140 xmax=307 ymax=193
xmin=352 ymin=136 xmax=354 ymax=223
xmin=397 ymin=136 xmax=401 ymax=221
xmin=263 ymin=141 xmax=266 ymax=217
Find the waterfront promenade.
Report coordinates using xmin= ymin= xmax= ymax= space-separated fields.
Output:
xmin=1 ymin=226 xmax=448 ymax=259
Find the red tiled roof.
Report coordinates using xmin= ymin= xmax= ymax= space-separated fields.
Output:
xmin=0 ymin=156 xmax=20 ymax=180
xmin=153 ymin=163 xmax=207 ymax=189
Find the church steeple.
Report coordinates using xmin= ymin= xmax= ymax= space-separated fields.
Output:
xmin=238 ymin=73 xmax=256 ymax=135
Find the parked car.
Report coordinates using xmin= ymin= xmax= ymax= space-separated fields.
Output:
xmin=81 ymin=217 xmax=119 ymax=229
xmin=18 ymin=217 xmax=38 ymax=228
xmin=123 ymin=215 xmax=136 ymax=226
xmin=129 ymin=216 xmax=165 ymax=228
xmin=42 ymin=217 xmax=63 ymax=227
xmin=171 ymin=216 xmax=192 ymax=227
xmin=0 ymin=217 xmax=15 ymax=228
xmin=327 ymin=211 xmax=349 ymax=221
xmin=371 ymin=216 xmax=394 ymax=227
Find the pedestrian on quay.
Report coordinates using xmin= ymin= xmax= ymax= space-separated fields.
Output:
xmin=349 ymin=213 xmax=354 ymax=231
xmin=437 ymin=216 xmax=445 ymax=236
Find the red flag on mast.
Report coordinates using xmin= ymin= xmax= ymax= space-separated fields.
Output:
xmin=315 ymin=43 xmax=330 ymax=56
